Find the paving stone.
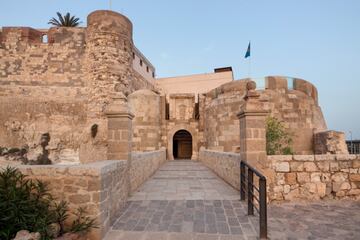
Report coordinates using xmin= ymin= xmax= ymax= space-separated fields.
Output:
xmin=107 ymin=162 xmax=360 ymax=240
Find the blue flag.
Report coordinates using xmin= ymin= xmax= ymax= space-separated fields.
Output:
xmin=245 ymin=42 xmax=251 ymax=58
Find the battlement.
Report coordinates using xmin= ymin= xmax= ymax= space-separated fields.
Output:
xmin=0 ymin=10 xmax=156 ymax=92
xmin=206 ymin=76 xmax=318 ymax=104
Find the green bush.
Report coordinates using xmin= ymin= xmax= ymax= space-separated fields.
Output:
xmin=0 ymin=167 xmax=97 ymax=240
xmin=266 ymin=116 xmax=294 ymax=155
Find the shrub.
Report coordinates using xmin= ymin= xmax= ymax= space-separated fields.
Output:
xmin=0 ymin=167 xmax=97 ymax=240
xmin=266 ymin=116 xmax=294 ymax=155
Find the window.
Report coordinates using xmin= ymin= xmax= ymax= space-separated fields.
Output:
xmin=165 ymin=102 xmax=170 ymax=120
xmin=146 ymin=66 xmax=149 ymax=72
xmin=140 ymin=59 xmax=143 ymax=66
xmin=132 ymin=52 xmax=135 ymax=59
xmin=152 ymin=72 xmax=155 ymax=78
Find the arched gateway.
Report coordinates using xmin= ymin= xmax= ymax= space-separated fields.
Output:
xmin=173 ymin=130 xmax=192 ymax=159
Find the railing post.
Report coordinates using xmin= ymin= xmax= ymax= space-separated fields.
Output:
xmin=259 ymin=176 xmax=267 ymax=239
xmin=247 ymin=168 xmax=254 ymax=215
xmin=240 ymin=162 xmax=245 ymax=201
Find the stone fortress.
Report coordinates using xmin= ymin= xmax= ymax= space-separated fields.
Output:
xmin=1 ymin=10 xmax=359 ymax=240
xmin=0 ymin=10 xmax=344 ymax=163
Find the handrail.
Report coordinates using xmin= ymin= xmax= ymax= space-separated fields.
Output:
xmin=240 ymin=161 xmax=267 ymax=239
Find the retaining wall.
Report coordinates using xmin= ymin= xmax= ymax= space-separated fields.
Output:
xmin=199 ymin=148 xmax=240 ymax=190
xmin=268 ymin=154 xmax=360 ymax=202
xmin=130 ymin=148 xmax=166 ymax=192
xmin=15 ymin=160 xmax=128 ymax=240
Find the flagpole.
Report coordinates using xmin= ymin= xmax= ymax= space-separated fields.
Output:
xmin=109 ymin=0 xmax=112 ymax=10
xmin=249 ymin=56 xmax=251 ymax=79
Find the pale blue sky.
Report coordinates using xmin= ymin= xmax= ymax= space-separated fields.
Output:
xmin=1 ymin=0 xmax=359 ymax=139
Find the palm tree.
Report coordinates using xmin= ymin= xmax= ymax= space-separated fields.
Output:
xmin=48 ymin=12 xmax=81 ymax=27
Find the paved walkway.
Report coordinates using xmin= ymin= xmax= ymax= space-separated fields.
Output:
xmin=105 ymin=160 xmax=360 ymax=240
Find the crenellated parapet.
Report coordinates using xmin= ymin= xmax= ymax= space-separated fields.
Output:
xmin=203 ymin=76 xmax=326 ymax=154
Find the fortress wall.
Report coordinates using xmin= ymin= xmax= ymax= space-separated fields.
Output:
xmin=203 ymin=81 xmax=248 ymax=152
xmin=260 ymin=77 xmax=327 ymax=154
xmin=0 ymin=11 xmax=157 ymax=163
xmin=203 ymin=77 xmax=327 ymax=154
xmin=128 ymin=89 xmax=161 ymax=152
xmin=0 ymin=27 xmax=86 ymax=86
xmin=0 ymin=27 xmax=89 ymax=162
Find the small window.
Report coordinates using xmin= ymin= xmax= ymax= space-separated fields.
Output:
xmin=152 ymin=72 xmax=155 ymax=78
xmin=165 ymin=102 xmax=170 ymax=120
xmin=42 ymin=34 xmax=48 ymax=43
xmin=146 ymin=66 xmax=149 ymax=72
xmin=132 ymin=52 xmax=135 ymax=59
xmin=140 ymin=59 xmax=143 ymax=66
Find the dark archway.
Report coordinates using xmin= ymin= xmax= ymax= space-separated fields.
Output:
xmin=173 ymin=130 xmax=192 ymax=159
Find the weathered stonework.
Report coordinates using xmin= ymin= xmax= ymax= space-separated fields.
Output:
xmin=16 ymin=160 xmax=129 ymax=240
xmin=314 ymin=130 xmax=349 ymax=154
xmin=268 ymin=154 xmax=360 ymax=202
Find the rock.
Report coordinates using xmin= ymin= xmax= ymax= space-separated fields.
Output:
xmin=13 ymin=230 xmax=41 ymax=240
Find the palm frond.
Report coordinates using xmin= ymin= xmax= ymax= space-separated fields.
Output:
xmin=48 ymin=12 xmax=81 ymax=27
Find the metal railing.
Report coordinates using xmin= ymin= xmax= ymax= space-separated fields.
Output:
xmin=240 ymin=161 xmax=267 ymax=239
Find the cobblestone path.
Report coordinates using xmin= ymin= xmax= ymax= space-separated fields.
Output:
xmin=105 ymin=161 xmax=360 ymax=240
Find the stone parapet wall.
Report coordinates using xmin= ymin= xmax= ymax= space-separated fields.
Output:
xmin=130 ymin=148 xmax=166 ymax=192
xmin=199 ymin=148 xmax=240 ymax=190
xmin=268 ymin=155 xmax=360 ymax=202
xmin=14 ymin=160 xmax=129 ymax=240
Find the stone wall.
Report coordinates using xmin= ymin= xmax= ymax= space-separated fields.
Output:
xmin=268 ymin=154 xmax=360 ymax=202
xmin=0 ymin=11 xmax=157 ymax=163
xmin=260 ymin=77 xmax=327 ymax=154
xmin=130 ymin=148 xmax=166 ymax=192
xmin=15 ymin=160 xmax=129 ymax=240
xmin=202 ymin=76 xmax=327 ymax=154
xmin=128 ymin=89 xmax=161 ymax=152
xmin=199 ymin=148 xmax=240 ymax=190
xmin=314 ymin=130 xmax=349 ymax=154
xmin=203 ymin=81 xmax=248 ymax=152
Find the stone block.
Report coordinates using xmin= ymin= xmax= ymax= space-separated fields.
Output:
xmin=331 ymin=172 xmax=348 ymax=182
xmin=284 ymin=188 xmax=299 ymax=201
xmin=268 ymin=155 xmax=292 ymax=162
xmin=310 ymin=172 xmax=321 ymax=183
xmin=275 ymin=162 xmax=290 ymax=172
xmin=290 ymin=162 xmax=304 ymax=172
xmin=68 ymin=194 xmax=91 ymax=204
xmin=304 ymin=162 xmax=317 ymax=172
xmin=297 ymin=173 xmax=310 ymax=184
xmin=293 ymin=155 xmax=314 ymax=161
xmin=350 ymin=174 xmax=360 ymax=182
xmin=336 ymin=154 xmax=356 ymax=161
xmin=316 ymin=183 xmax=326 ymax=197
xmin=285 ymin=173 xmax=297 ymax=185
xmin=321 ymin=173 xmax=331 ymax=182
xmin=315 ymin=155 xmax=336 ymax=161
xmin=316 ymin=162 xmax=330 ymax=171
xmin=330 ymin=162 xmax=339 ymax=172
xmin=353 ymin=160 xmax=360 ymax=168
xmin=348 ymin=189 xmax=360 ymax=195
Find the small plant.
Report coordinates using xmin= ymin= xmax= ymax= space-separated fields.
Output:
xmin=0 ymin=167 xmax=97 ymax=240
xmin=266 ymin=116 xmax=294 ymax=155
xmin=48 ymin=12 xmax=81 ymax=27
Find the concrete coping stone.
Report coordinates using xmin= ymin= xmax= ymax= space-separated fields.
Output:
xmin=336 ymin=154 xmax=357 ymax=161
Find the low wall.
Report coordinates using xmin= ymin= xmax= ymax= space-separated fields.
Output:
xmin=199 ymin=148 xmax=240 ymax=190
xmin=130 ymin=148 xmax=166 ymax=192
xmin=268 ymin=155 xmax=360 ymax=202
xmin=14 ymin=160 xmax=129 ymax=240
